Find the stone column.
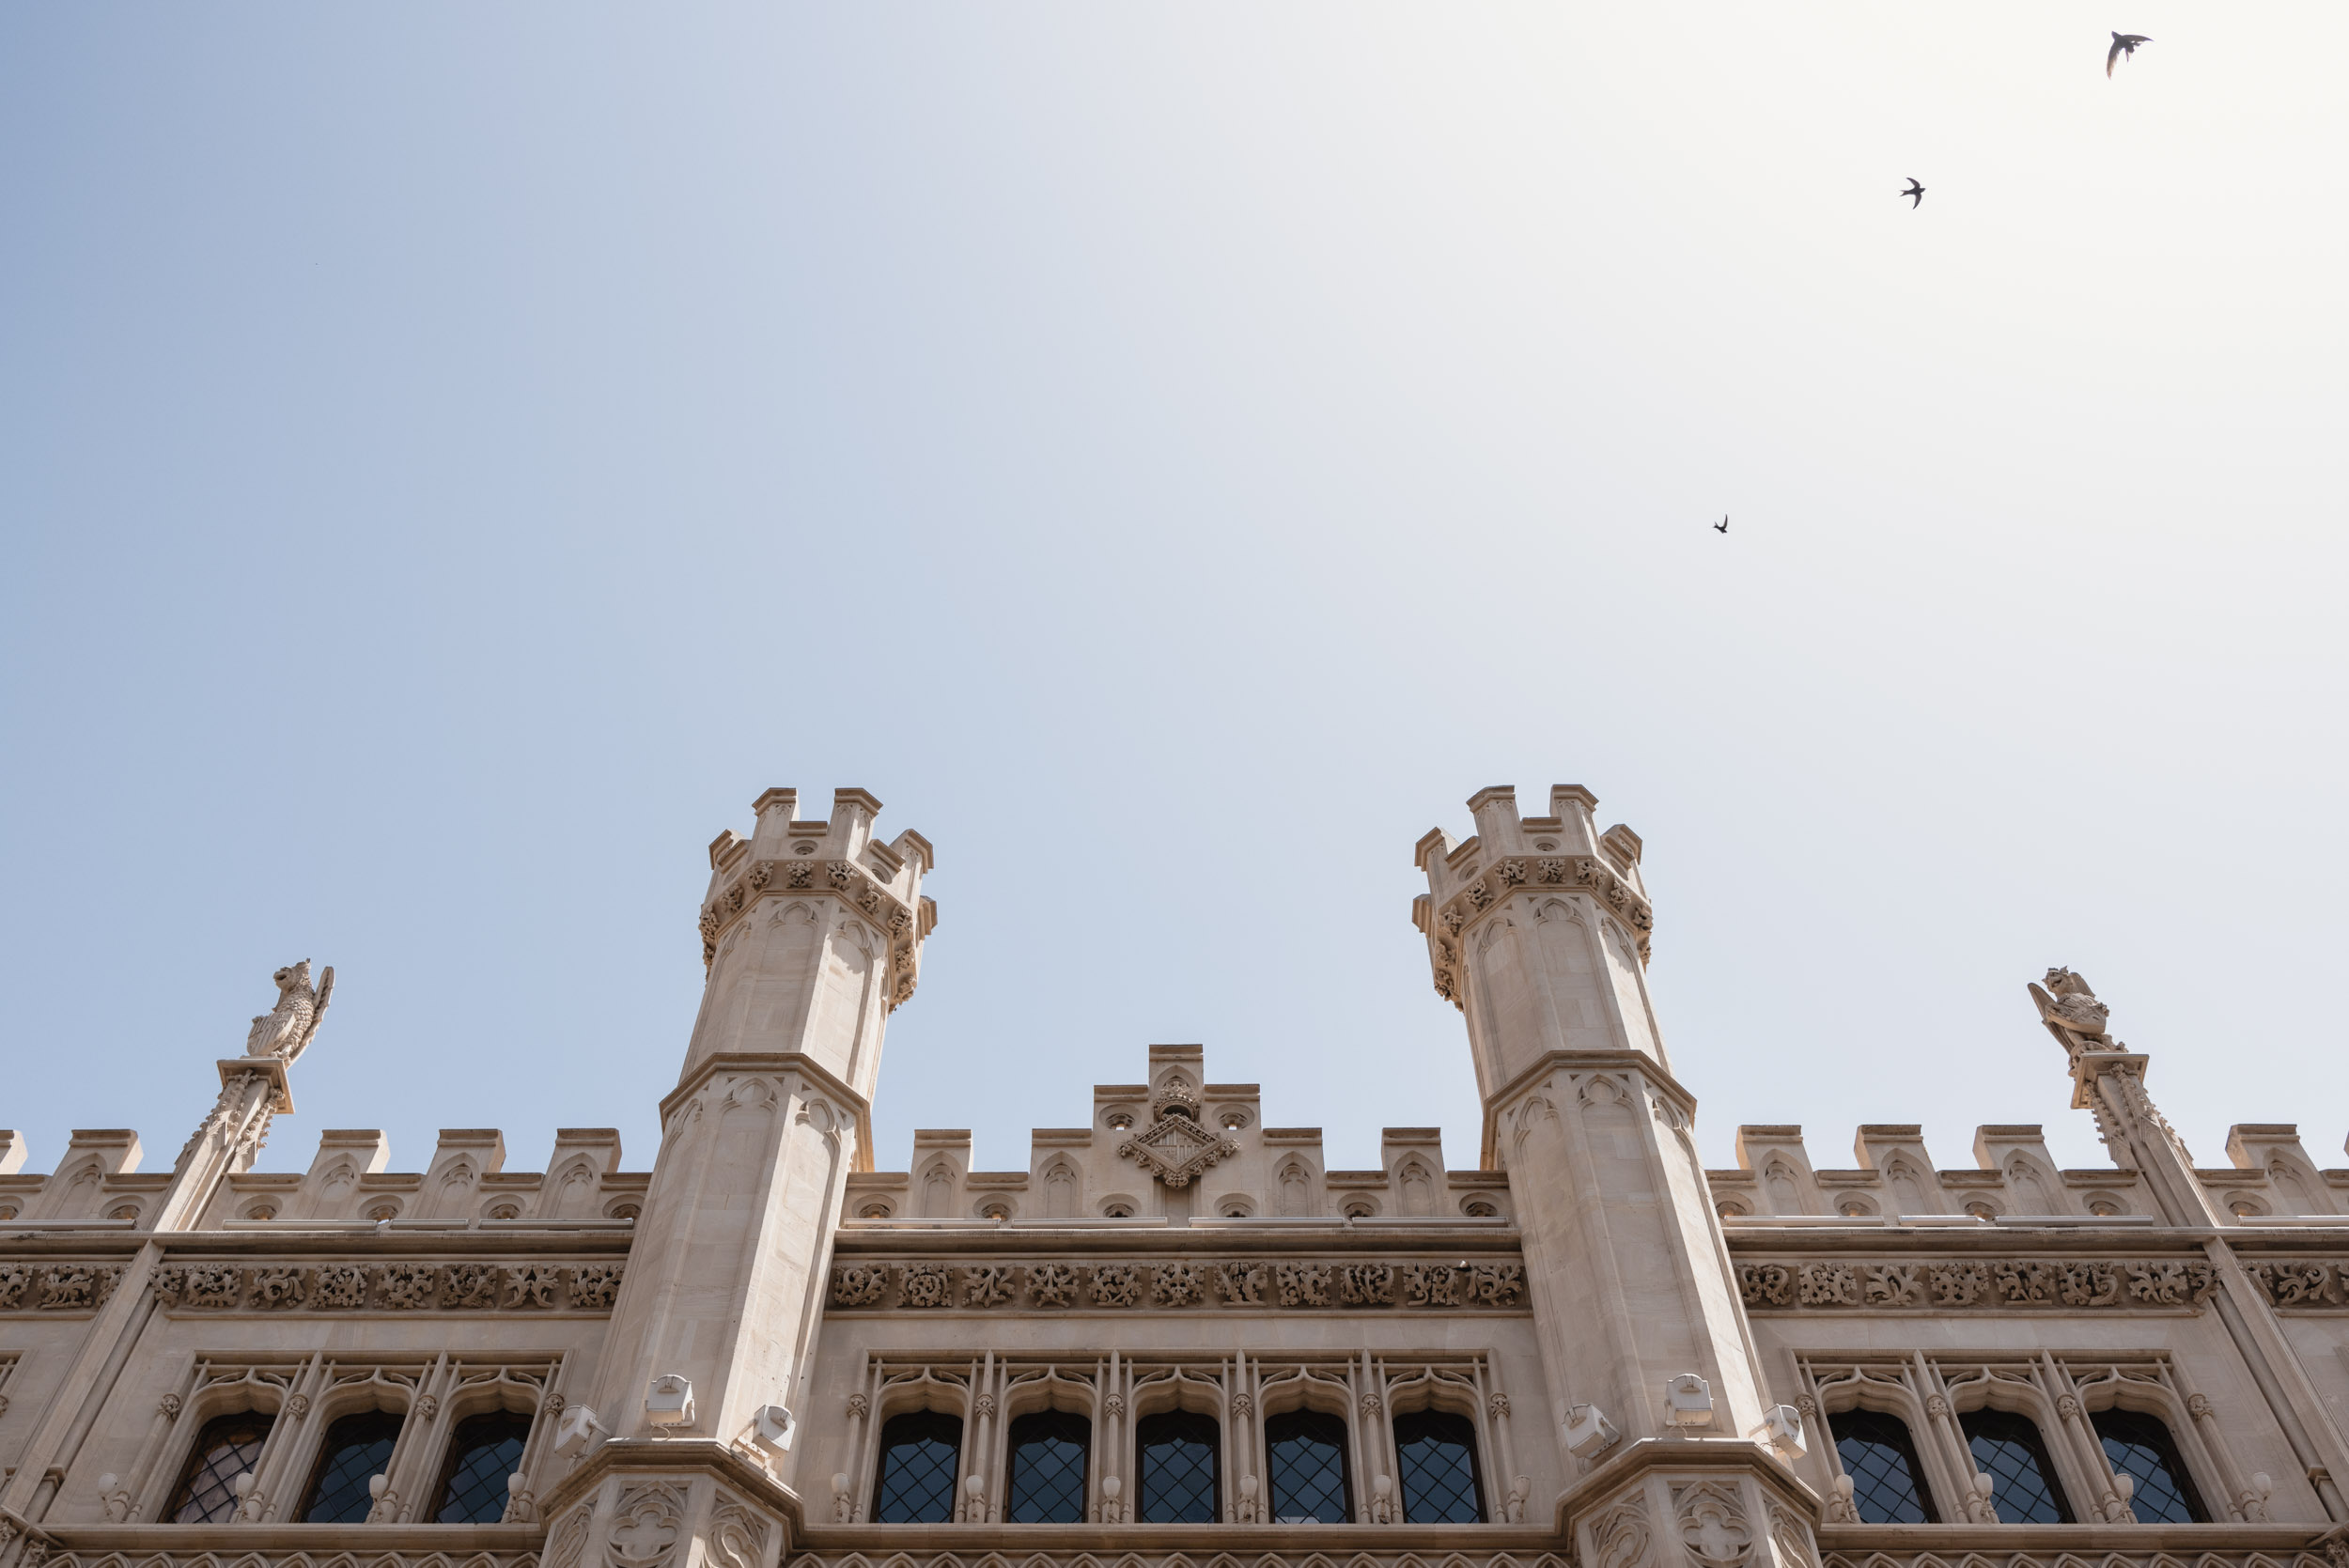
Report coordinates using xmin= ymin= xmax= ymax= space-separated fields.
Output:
xmin=544 ymin=789 xmax=935 ymax=1568
xmin=1416 ymin=785 xmax=1817 ymax=1566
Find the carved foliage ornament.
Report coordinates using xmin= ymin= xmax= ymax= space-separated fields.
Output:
xmin=145 ymin=1262 xmax=623 ymax=1313
xmin=700 ymin=859 xmax=925 ymax=1010
xmin=1428 ymin=857 xmax=1653 ymax=1006
xmin=1736 ymin=1257 xmax=2221 ymax=1312
xmin=0 ymin=1265 xmax=123 ymax=1312
xmin=829 ymin=1259 xmax=1526 ymax=1312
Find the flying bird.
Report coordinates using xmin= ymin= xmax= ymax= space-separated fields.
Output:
xmin=1901 ymin=179 xmax=1925 ymax=209
xmin=1714 ymin=516 xmax=1729 ymax=534
xmin=2108 ymin=32 xmax=2151 ymax=76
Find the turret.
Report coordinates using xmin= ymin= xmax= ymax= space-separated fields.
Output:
xmin=1416 ymin=785 xmax=1815 ymax=1567
xmin=555 ymin=788 xmax=934 ymax=1568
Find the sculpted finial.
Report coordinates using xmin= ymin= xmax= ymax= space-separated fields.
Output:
xmin=2028 ymin=967 xmax=2116 ymax=1055
xmin=245 ymin=960 xmax=334 ymax=1062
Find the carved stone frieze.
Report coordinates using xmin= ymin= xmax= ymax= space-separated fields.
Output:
xmin=0 ymin=1264 xmax=122 ymax=1312
xmin=142 ymin=1261 xmax=624 ymax=1313
xmin=1736 ymin=1257 xmax=2225 ymax=1312
xmin=826 ymin=1258 xmax=1526 ymax=1312
xmin=786 ymin=1555 xmax=1570 ymax=1568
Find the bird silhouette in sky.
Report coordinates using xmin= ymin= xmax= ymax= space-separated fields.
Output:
xmin=2108 ymin=32 xmax=2151 ymax=76
xmin=1714 ymin=515 xmax=1729 ymax=535
xmin=1901 ymin=179 xmax=1926 ymax=209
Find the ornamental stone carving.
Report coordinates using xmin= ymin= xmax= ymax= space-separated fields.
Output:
xmin=132 ymin=1260 xmax=623 ymax=1314
xmin=244 ymin=960 xmax=334 ymax=1062
xmin=1027 ymin=1263 xmax=1078 ymax=1306
xmin=1091 ymin=1264 xmax=1142 ymax=1308
xmin=605 ymin=1483 xmax=684 ymax=1568
xmin=1738 ymin=1257 xmax=2221 ymax=1312
xmin=1115 ymin=1107 xmax=1240 ymax=1190
xmin=2029 ymin=967 xmax=2116 ymax=1054
xmin=818 ymin=1257 xmax=1532 ymax=1312
xmin=1674 ymin=1481 xmax=1753 ymax=1568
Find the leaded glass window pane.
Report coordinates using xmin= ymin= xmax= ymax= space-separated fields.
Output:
xmin=1392 ymin=1409 xmax=1482 ymax=1524
xmin=435 ymin=1409 xmax=534 ymax=1524
xmin=1962 ymin=1408 xmax=2074 ymax=1524
xmin=1266 ymin=1409 xmax=1350 ymax=1523
xmin=1828 ymin=1408 xmax=1937 ymax=1524
xmin=1136 ymin=1410 xmax=1219 ymax=1523
xmin=2093 ymin=1408 xmax=2207 ymax=1524
xmin=873 ymin=1410 xmax=962 ymax=1523
xmin=167 ymin=1412 xmax=274 ymax=1525
xmin=1006 ymin=1410 xmax=1089 ymax=1524
xmin=302 ymin=1410 xmax=404 ymax=1524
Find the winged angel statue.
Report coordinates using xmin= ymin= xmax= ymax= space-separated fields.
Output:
xmin=245 ymin=959 xmax=334 ymax=1062
xmin=2027 ymin=966 xmax=2115 ymax=1056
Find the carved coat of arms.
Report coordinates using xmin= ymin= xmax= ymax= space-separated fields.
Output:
xmin=1115 ymin=1084 xmax=1239 ymax=1188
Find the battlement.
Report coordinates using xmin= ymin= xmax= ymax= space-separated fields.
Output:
xmin=704 ymin=786 xmax=934 ymax=900
xmin=694 ymin=786 xmax=938 ymax=1003
xmin=844 ymin=1045 xmax=1511 ymax=1225
xmin=1710 ymin=1119 xmax=2349 ymax=1224
xmin=0 ymin=1124 xmax=646 ymax=1229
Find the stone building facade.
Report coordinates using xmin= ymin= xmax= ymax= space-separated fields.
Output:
xmin=5 ymin=784 xmax=2347 ymax=1568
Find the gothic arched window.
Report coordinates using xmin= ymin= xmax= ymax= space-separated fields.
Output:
xmin=872 ymin=1410 xmax=962 ymax=1523
xmin=300 ymin=1409 xmax=403 ymax=1523
xmin=1392 ymin=1409 xmax=1483 ymax=1523
xmin=2093 ymin=1408 xmax=2207 ymax=1523
xmin=1005 ymin=1410 xmax=1089 ymax=1522
xmin=1135 ymin=1410 xmax=1219 ymax=1522
xmin=1962 ymin=1408 xmax=2074 ymax=1523
xmin=1265 ymin=1409 xmax=1350 ymax=1523
xmin=167 ymin=1412 xmax=273 ymax=1524
xmin=1828 ymin=1408 xmax=1937 ymax=1523
xmin=433 ymin=1409 xmax=533 ymax=1523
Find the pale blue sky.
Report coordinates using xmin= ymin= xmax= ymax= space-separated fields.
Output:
xmin=4 ymin=6 xmax=2343 ymax=1190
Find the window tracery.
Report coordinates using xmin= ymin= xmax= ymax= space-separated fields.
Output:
xmin=1800 ymin=1351 xmax=2240 ymax=1529
xmin=836 ymin=1351 xmax=1513 ymax=1529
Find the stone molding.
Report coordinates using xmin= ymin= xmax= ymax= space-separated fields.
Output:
xmin=788 ymin=1547 xmax=1569 ymax=1566
xmin=1735 ymin=1257 xmax=2220 ymax=1311
xmin=143 ymin=1261 xmax=622 ymax=1312
xmin=826 ymin=1259 xmax=1527 ymax=1312
xmin=698 ymin=858 xmax=929 ymax=1011
xmin=1424 ymin=855 xmax=1655 ymax=1005
xmin=1814 ymin=1523 xmax=2331 ymax=1566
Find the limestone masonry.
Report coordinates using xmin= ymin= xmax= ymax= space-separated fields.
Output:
xmin=4 ymin=784 xmax=2346 ymax=1568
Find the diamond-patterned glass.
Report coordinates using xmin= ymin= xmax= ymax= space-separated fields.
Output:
xmin=2094 ymin=1409 xmax=2207 ymax=1524
xmin=1266 ymin=1410 xmax=1351 ymax=1523
xmin=435 ymin=1411 xmax=533 ymax=1524
xmin=1006 ymin=1411 xmax=1089 ymax=1524
xmin=1963 ymin=1409 xmax=2073 ymax=1524
xmin=1828 ymin=1409 xmax=1937 ymax=1524
xmin=1392 ymin=1410 xmax=1483 ymax=1524
xmin=167 ymin=1413 xmax=274 ymax=1525
xmin=302 ymin=1411 xmax=404 ymax=1524
xmin=1137 ymin=1411 xmax=1220 ymax=1523
xmin=873 ymin=1411 xmax=962 ymax=1523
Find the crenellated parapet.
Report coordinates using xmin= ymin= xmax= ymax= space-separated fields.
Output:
xmin=697 ymin=786 xmax=937 ymax=1012
xmin=1411 ymin=785 xmax=1654 ymax=1013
